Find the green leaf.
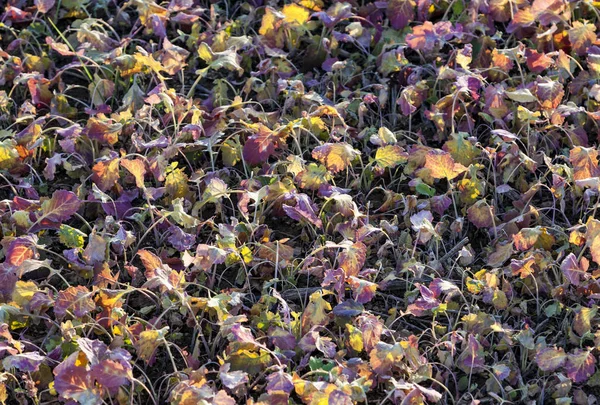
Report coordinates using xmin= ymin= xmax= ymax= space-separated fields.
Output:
xmin=58 ymin=225 xmax=87 ymax=249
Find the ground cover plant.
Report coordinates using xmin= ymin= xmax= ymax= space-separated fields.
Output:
xmin=2 ymin=0 xmax=600 ymax=403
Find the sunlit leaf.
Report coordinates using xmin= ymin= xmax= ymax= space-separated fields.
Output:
xmin=569 ymin=21 xmax=596 ymax=56
xmin=425 ymin=150 xmax=467 ymax=180
xmin=338 ymin=242 xmax=366 ymax=277
xmin=120 ymin=158 xmax=147 ymax=188
xmin=136 ymin=327 xmax=169 ymax=363
xmin=312 ymin=142 xmax=360 ymax=174
xmin=536 ymin=347 xmax=567 ymax=372
xmin=54 ymin=286 xmax=95 ymax=319
xmin=565 ymin=349 xmax=596 ymax=383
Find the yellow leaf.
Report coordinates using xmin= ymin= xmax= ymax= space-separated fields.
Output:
xmin=0 ymin=140 xmax=19 ymax=170
xmin=312 ymin=142 xmax=360 ymax=173
xmin=120 ymin=158 xmax=147 ymax=188
xmin=198 ymin=42 xmax=214 ymax=63
xmin=374 ymin=145 xmax=408 ymax=170
xmin=301 ymin=290 xmax=332 ymax=334
xmin=444 ymin=132 xmax=480 ymax=166
xmin=346 ymin=324 xmax=363 ymax=352
xmin=12 ymin=281 xmax=38 ymax=307
xmin=282 ymin=3 xmax=310 ymax=25
xmin=492 ymin=289 xmax=508 ymax=310
xmin=165 ymin=167 xmax=189 ymax=199
xmin=296 ymin=163 xmax=332 ymax=190
xmin=425 ymin=150 xmax=467 ymax=180
xmin=136 ymin=327 xmax=168 ymax=363
xmin=240 ymin=245 xmax=253 ymax=264
xmin=259 ymin=7 xmax=280 ymax=36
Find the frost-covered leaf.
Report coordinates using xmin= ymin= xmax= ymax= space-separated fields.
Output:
xmin=312 ymin=143 xmax=360 ymax=174
xmin=425 ymin=150 xmax=467 ymax=180
xmin=2 ymin=352 xmax=45 ymax=372
xmin=536 ymin=347 xmax=567 ymax=372
xmin=338 ymin=242 xmax=366 ymax=277
xmin=565 ymin=349 xmax=596 ymax=383
xmin=39 ymin=190 xmax=81 ymax=224
xmin=569 ymin=21 xmax=596 ymax=56
xmin=55 ymin=286 xmax=95 ymax=318
xmin=136 ymin=327 xmax=169 ymax=363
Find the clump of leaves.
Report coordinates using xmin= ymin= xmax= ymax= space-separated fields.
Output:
xmin=0 ymin=0 xmax=600 ymax=404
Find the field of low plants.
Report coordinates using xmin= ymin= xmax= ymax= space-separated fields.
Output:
xmin=1 ymin=0 xmax=600 ymax=403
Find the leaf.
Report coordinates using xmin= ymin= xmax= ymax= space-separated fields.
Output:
xmin=39 ymin=190 xmax=81 ymax=224
xmin=338 ymin=242 xmax=367 ymax=277
xmin=243 ymin=124 xmax=282 ymax=165
xmin=467 ymin=200 xmax=495 ymax=229
xmin=169 ymin=198 xmax=200 ymax=228
xmin=570 ymin=147 xmax=600 ymax=181
xmin=505 ymin=88 xmax=538 ymax=103
xmin=300 ymin=290 xmax=332 ymax=334
xmin=369 ymin=342 xmax=404 ymax=376
xmin=513 ymin=227 xmax=555 ymax=251
xmin=136 ymin=327 xmax=169 ymax=363
xmin=525 ymin=49 xmax=553 ymax=74
xmin=573 ymin=306 xmax=597 ymax=336
xmin=406 ymin=21 xmax=446 ymax=52
xmin=58 ymin=225 xmax=87 ymax=249
xmin=586 ymin=218 xmax=600 ymax=266
xmin=536 ymin=347 xmax=567 ymax=372
xmin=387 ymin=0 xmax=416 ymax=30
xmin=425 ymin=150 xmax=467 ymax=180
xmin=5 ymin=236 xmax=36 ymax=267
xmin=86 ymin=117 xmax=122 ymax=145
xmin=561 ymin=253 xmax=589 ymax=286
xmin=266 ymin=371 xmax=294 ymax=394
xmin=3 ymin=352 xmax=45 ymax=372
xmin=569 ymin=21 xmax=596 ymax=56
xmin=406 ymin=284 xmax=440 ymax=316
xmin=444 ymin=132 xmax=480 ymax=166
xmin=82 ymin=232 xmax=106 ymax=265
xmin=534 ymin=76 xmax=564 ymax=110
xmin=296 ymin=163 xmax=332 ymax=190
xmin=0 ymin=140 xmax=19 ymax=170
xmin=137 ymin=250 xmax=166 ymax=278
xmin=312 ymin=143 xmax=360 ymax=174
xmin=373 ymin=145 xmax=408 ymax=171
xmin=282 ymin=3 xmax=310 ymax=25
xmin=92 ymin=158 xmax=120 ymax=192
xmin=120 ymin=158 xmax=147 ymax=188
xmin=54 ymin=286 xmax=95 ymax=318
xmin=565 ymin=349 xmax=596 ymax=383
xmin=283 ymin=193 xmax=323 ymax=228
xmin=259 ymin=7 xmax=286 ymax=48
xmin=12 ymin=280 xmax=38 ymax=307
xmin=348 ymin=277 xmax=377 ymax=304
xmin=35 ymin=0 xmax=55 ymax=13
xmin=457 ymin=334 xmax=485 ymax=373
xmin=198 ymin=43 xmax=243 ymax=75
xmin=53 ymin=353 xmax=102 ymax=405
xmin=165 ymin=166 xmax=189 ymax=199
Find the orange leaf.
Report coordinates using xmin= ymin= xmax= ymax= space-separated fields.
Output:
xmin=424 ymin=150 xmax=467 ymax=180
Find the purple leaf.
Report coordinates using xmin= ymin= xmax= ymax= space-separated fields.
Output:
xmin=2 ymin=352 xmax=45 ymax=372
xmin=38 ymin=190 xmax=81 ymax=225
xmin=457 ymin=334 xmax=485 ymax=373
xmin=565 ymin=349 xmax=596 ymax=383
xmin=536 ymin=347 xmax=567 ymax=372
xmin=561 ymin=253 xmax=589 ymax=286
xmin=266 ymin=370 xmax=293 ymax=394
xmin=54 ymin=286 xmax=95 ymax=318
xmin=167 ymin=226 xmax=196 ymax=250
xmin=387 ymin=0 xmax=416 ymax=30
xmin=283 ymin=193 xmax=323 ymax=228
